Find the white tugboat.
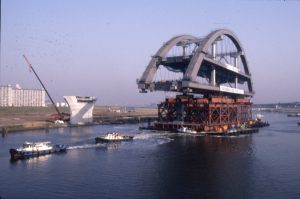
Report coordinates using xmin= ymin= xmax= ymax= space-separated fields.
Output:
xmin=95 ymin=132 xmax=134 ymax=143
xmin=9 ymin=141 xmax=67 ymax=159
xmin=177 ymin=127 xmax=198 ymax=134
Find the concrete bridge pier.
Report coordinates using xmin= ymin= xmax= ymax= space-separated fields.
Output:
xmin=64 ymin=96 xmax=97 ymax=125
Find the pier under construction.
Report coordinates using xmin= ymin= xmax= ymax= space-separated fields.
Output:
xmin=137 ymin=29 xmax=263 ymax=133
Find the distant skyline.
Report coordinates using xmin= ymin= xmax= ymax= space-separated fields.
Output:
xmin=1 ymin=0 xmax=300 ymax=105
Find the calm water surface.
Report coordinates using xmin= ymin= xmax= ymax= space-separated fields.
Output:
xmin=0 ymin=112 xmax=300 ymax=199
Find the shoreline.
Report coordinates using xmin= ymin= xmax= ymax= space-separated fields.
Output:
xmin=1 ymin=108 xmax=294 ymax=135
xmin=1 ymin=116 xmax=157 ymax=135
xmin=0 ymin=106 xmax=157 ymax=134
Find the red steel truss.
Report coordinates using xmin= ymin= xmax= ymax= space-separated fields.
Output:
xmin=154 ymin=95 xmax=252 ymax=132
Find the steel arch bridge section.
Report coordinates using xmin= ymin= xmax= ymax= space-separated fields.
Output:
xmin=138 ymin=29 xmax=254 ymax=97
xmin=138 ymin=35 xmax=197 ymax=88
xmin=183 ymin=29 xmax=253 ymax=96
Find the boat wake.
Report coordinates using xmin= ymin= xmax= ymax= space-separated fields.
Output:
xmin=134 ymin=132 xmax=174 ymax=139
xmin=133 ymin=133 xmax=174 ymax=145
xmin=67 ymin=143 xmax=105 ymax=150
xmin=66 ymin=133 xmax=174 ymax=150
xmin=156 ymin=137 xmax=173 ymax=145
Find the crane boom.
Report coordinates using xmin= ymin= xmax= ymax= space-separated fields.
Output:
xmin=23 ymin=54 xmax=63 ymax=119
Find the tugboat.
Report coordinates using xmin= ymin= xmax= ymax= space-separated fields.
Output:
xmin=248 ymin=114 xmax=269 ymax=128
xmin=287 ymin=113 xmax=300 ymax=117
xmin=95 ymin=132 xmax=134 ymax=143
xmin=9 ymin=141 xmax=67 ymax=160
xmin=177 ymin=127 xmax=197 ymax=134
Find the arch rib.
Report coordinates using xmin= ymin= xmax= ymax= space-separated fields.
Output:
xmin=139 ymin=35 xmax=197 ymax=84
xmin=183 ymin=29 xmax=253 ymax=93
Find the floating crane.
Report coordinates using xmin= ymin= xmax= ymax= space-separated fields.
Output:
xmin=23 ymin=54 xmax=67 ymax=122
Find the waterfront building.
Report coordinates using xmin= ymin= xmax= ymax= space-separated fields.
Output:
xmin=0 ymin=84 xmax=46 ymax=107
xmin=0 ymin=85 xmax=13 ymax=106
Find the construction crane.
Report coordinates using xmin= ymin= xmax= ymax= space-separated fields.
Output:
xmin=23 ymin=54 xmax=66 ymax=121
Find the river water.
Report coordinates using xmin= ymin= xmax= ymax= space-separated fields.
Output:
xmin=0 ymin=112 xmax=300 ymax=199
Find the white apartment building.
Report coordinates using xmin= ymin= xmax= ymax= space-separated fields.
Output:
xmin=0 ymin=85 xmax=46 ymax=107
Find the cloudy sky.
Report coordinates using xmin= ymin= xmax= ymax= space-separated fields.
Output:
xmin=1 ymin=0 xmax=300 ymax=105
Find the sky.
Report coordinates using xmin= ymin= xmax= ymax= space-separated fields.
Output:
xmin=1 ymin=0 xmax=300 ymax=106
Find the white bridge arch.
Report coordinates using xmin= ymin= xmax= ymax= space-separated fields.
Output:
xmin=138 ymin=29 xmax=254 ymax=97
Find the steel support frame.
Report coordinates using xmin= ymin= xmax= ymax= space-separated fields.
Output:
xmin=156 ymin=95 xmax=252 ymax=132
